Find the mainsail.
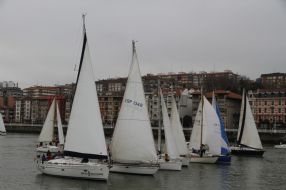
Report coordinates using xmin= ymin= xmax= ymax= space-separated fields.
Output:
xmin=38 ymin=98 xmax=56 ymax=142
xmin=110 ymin=41 xmax=157 ymax=163
xmin=160 ymin=90 xmax=180 ymax=159
xmin=189 ymin=96 xmax=221 ymax=155
xmin=64 ymin=21 xmax=108 ymax=159
xmin=170 ymin=95 xmax=188 ymax=156
xmin=237 ymin=89 xmax=263 ymax=150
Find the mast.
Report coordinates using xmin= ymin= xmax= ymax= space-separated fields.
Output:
xmin=75 ymin=14 xmax=87 ymax=89
xmin=157 ymin=79 xmax=161 ymax=155
xmin=200 ymin=87 xmax=204 ymax=157
xmin=53 ymin=97 xmax=57 ymax=141
xmin=237 ymin=89 xmax=247 ymax=145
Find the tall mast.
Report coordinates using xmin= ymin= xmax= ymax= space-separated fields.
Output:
xmin=157 ymin=79 xmax=161 ymax=155
xmin=76 ymin=14 xmax=87 ymax=85
xmin=200 ymin=87 xmax=204 ymax=157
xmin=53 ymin=97 xmax=57 ymax=141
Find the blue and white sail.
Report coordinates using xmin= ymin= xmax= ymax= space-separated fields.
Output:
xmin=212 ymin=92 xmax=230 ymax=155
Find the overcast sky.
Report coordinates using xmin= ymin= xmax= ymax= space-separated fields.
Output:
xmin=0 ymin=0 xmax=286 ymax=88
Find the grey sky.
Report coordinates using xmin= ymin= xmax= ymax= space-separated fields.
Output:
xmin=0 ymin=0 xmax=286 ymax=88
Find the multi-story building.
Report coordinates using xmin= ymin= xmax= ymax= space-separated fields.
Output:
xmin=260 ymin=73 xmax=286 ymax=89
xmin=248 ymin=89 xmax=286 ymax=129
xmin=23 ymin=84 xmax=74 ymax=98
xmin=0 ymin=82 xmax=23 ymax=122
xmin=15 ymin=95 xmax=69 ymax=124
xmin=191 ymin=90 xmax=241 ymax=129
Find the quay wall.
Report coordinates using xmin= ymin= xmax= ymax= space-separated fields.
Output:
xmin=5 ymin=124 xmax=286 ymax=143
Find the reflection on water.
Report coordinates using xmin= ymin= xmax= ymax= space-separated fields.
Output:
xmin=1 ymin=134 xmax=286 ymax=190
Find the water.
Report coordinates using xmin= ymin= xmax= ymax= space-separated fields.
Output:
xmin=1 ymin=133 xmax=286 ymax=190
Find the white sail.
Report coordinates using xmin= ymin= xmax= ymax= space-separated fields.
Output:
xmin=110 ymin=42 xmax=157 ymax=164
xmin=38 ymin=98 xmax=56 ymax=142
xmin=202 ymin=97 xmax=221 ymax=155
xmin=238 ymin=90 xmax=263 ymax=149
xmin=189 ymin=96 xmax=221 ymax=155
xmin=56 ymin=102 xmax=65 ymax=145
xmin=0 ymin=112 xmax=6 ymax=133
xmin=170 ymin=95 xmax=188 ymax=156
xmin=64 ymin=34 xmax=108 ymax=158
xmin=189 ymin=99 xmax=203 ymax=151
xmin=160 ymin=91 xmax=180 ymax=159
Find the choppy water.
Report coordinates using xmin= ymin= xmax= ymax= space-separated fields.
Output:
xmin=1 ymin=133 xmax=286 ymax=190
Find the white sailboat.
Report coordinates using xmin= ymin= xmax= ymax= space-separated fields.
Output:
xmin=158 ymin=90 xmax=182 ymax=171
xmin=230 ymin=89 xmax=264 ymax=156
xmin=170 ymin=94 xmax=189 ymax=166
xmin=37 ymin=15 xmax=109 ymax=180
xmin=37 ymin=98 xmax=64 ymax=153
xmin=110 ymin=41 xmax=159 ymax=175
xmin=189 ymin=96 xmax=221 ymax=164
xmin=0 ymin=112 xmax=6 ymax=135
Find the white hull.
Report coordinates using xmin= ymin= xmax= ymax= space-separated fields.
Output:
xmin=181 ymin=157 xmax=189 ymax=166
xmin=189 ymin=154 xmax=218 ymax=164
xmin=159 ymin=159 xmax=182 ymax=171
xmin=37 ymin=158 xmax=109 ymax=180
xmin=0 ymin=131 xmax=6 ymax=136
xmin=274 ymin=144 xmax=286 ymax=149
xmin=110 ymin=163 xmax=158 ymax=175
xmin=36 ymin=145 xmax=60 ymax=153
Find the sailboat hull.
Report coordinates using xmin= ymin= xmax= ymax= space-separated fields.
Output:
xmin=110 ymin=163 xmax=159 ymax=175
xmin=217 ymin=155 xmax=231 ymax=164
xmin=274 ymin=144 xmax=286 ymax=149
xmin=181 ymin=157 xmax=189 ymax=167
xmin=189 ymin=154 xmax=219 ymax=164
xmin=0 ymin=131 xmax=6 ymax=136
xmin=159 ymin=159 xmax=182 ymax=171
xmin=37 ymin=158 xmax=109 ymax=180
xmin=230 ymin=146 xmax=264 ymax=157
xmin=36 ymin=145 xmax=60 ymax=153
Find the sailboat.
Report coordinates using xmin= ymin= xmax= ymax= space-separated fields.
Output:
xmin=170 ymin=94 xmax=189 ymax=166
xmin=36 ymin=98 xmax=65 ymax=153
xmin=0 ymin=112 xmax=6 ymax=135
xmin=212 ymin=92 xmax=231 ymax=164
xmin=37 ymin=15 xmax=109 ymax=180
xmin=109 ymin=41 xmax=159 ymax=175
xmin=158 ymin=89 xmax=182 ymax=171
xmin=230 ymin=89 xmax=265 ymax=157
xmin=189 ymin=95 xmax=221 ymax=164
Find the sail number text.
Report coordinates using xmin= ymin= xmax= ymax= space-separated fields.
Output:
xmin=125 ymin=99 xmax=143 ymax=107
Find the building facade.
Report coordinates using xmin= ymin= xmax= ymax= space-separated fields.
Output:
xmin=248 ymin=89 xmax=286 ymax=129
xmin=260 ymin=73 xmax=286 ymax=89
xmin=191 ymin=90 xmax=241 ymax=129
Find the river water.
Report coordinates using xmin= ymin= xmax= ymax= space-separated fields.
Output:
xmin=0 ymin=133 xmax=286 ymax=190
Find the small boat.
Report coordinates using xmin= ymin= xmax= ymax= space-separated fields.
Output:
xmin=274 ymin=143 xmax=286 ymax=149
xmin=230 ymin=89 xmax=265 ymax=157
xmin=170 ymin=94 xmax=189 ymax=167
xmin=0 ymin=112 xmax=6 ymax=135
xmin=189 ymin=95 xmax=220 ymax=164
xmin=36 ymin=98 xmax=64 ymax=153
xmin=212 ymin=92 xmax=231 ymax=164
xmin=158 ymin=89 xmax=182 ymax=171
xmin=37 ymin=15 xmax=109 ymax=180
xmin=110 ymin=41 xmax=158 ymax=175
